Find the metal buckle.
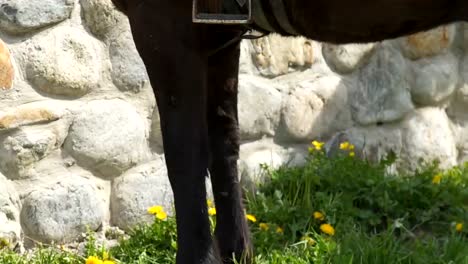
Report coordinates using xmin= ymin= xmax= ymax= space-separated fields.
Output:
xmin=192 ymin=0 xmax=252 ymax=24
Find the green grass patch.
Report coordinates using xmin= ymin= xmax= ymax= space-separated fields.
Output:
xmin=1 ymin=143 xmax=468 ymax=263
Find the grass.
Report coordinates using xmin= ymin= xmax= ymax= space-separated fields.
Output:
xmin=1 ymin=141 xmax=468 ymax=263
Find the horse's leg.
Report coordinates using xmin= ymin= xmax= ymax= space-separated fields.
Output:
xmin=207 ymin=32 xmax=252 ymax=263
xmin=126 ymin=3 xmax=220 ymax=264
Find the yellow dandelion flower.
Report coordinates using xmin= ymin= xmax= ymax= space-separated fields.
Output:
xmin=301 ymin=235 xmax=316 ymax=246
xmin=339 ymin=141 xmax=350 ymax=150
xmin=320 ymin=223 xmax=335 ymax=236
xmin=456 ymin=222 xmax=463 ymax=232
xmin=432 ymin=174 xmax=442 ymax=185
xmin=246 ymin=214 xmax=257 ymax=223
xmin=276 ymin=227 xmax=284 ymax=234
xmin=259 ymin=223 xmax=269 ymax=231
xmin=156 ymin=211 xmax=167 ymax=220
xmin=311 ymin=140 xmax=325 ymax=151
xmin=208 ymin=207 xmax=216 ymax=216
xmin=103 ymin=261 xmax=115 ymax=264
xmin=207 ymin=199 xmax=213 ymax=207
xmin=147 ymin=205 xmax=164 ymax=215
xmin=86 ymin=256 xmax=103 ymax=264
xmin=349 ymin=152 xmax=355 ymax=157
xmin=313 ymin=211 xmax=325 ymax=221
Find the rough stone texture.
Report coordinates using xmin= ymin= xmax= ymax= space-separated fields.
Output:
xmin=322 ymin=43 xmax=377 ymax=74
xmin=399 ymin=25 xmax=455 ymax=60
xmin=0 ymin=0 xmax=74 ymax=34
xmin=0 ymin=101 xmax=63 ymax=130
xmin=282 ymin=88 xmax=324 ymax=141
xmin=80 ymin=0 xmax=126 ymax=38
xmin=400 ymin=108 xmax=457 ymax=171
xmin=26 ymin=27 xmax=101 ymax=97
xmin=238 ymin=75 xmax=283 ymax=140
xmin=0 ymin=124 xmax=67 ymax=179
xmin=111 ymin=158 xmax=172 ymax=231
xmin=109 ymin=30 xmax=149 ymax=93
xmin=351 ymin=46 xmax=414 ymax=125
xmin=0 ymin=39 xmax=14 ymax=89
xmin=20 ymin=176 xmax=105 ymax=243
xmin=251 ymin=34 xmax=314 ymax=77
xmin=64 ymin=99 xmax=150 ymax=178
xmin=0 ymin=173 xmax=21 ymax=245
xmin=0 ymin=0 xmax=465 ymax=245
xmin=409 ymin=53 xmax=458 ymax=106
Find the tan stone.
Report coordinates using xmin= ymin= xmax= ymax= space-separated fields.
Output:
xmin=0 ymin=39 xmax=14 ymax=90
xmin=400 ymin=25 xmax=455 ymax=59
xmin=251 ymin=34 xmax=314 ymax=77
xmin=0 ymin=107 xmax=59 ymax=130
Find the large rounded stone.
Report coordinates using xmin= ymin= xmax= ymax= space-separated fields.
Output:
xmin=409 ymin=53 xmax=458 ymax=106
xmin=26 ymin=27 xmax=101 ymax=97
xmin=322 ymin=43 xmax=377 ymax=74
xmin=109 ymin=30 xmax=149 ymax=93
xmin=399 ymin=25 xmax=455 ymax=60
xmin=294 ymin=75 xmax=353 ymax=139
xmin=281 ymin=88 xmax=323 ymax=141
xmin=111 ymin=158 xmax=172 ymax=231
xmin=64 ymin=99 xmax=150 ymax=178
xmin=0 ymin=0 xmax=74 ymax=34
xmin=238 ymin=74 xmax=283 ymax=140
xmin=250 ymin=34 xmax=314 ymax=77
xmin=351 ymin=47 xmax=413 ymax=125
xmin=20 ymin=177 xmax=105 ymax=243
xmin=0 ymin=39 xmax=14 ymax=90
xmin=400 ymin=108 xmax=457 ymax=171
xmin=0 ymin=173 xmax=21 ymax=246
xmin=239 ymin=138 xmax=308 ymax=189
xmin=80 ymin=0 xmax=126 ymax=38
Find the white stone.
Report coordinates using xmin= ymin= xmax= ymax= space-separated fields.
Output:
xmin=25 ymin=27 xmax=102 ymax=97
xmin=281 ymin=88 xmax=324 ymax=141
xmin=238 ymin=74 xmax=283 ymax=140
xmin=0 ymin=0 xmax=74 ymax=34
xmin=20 ymin=176 xmax=105 ymax=243
xmin=351 ymin=47 xmax=414 ymax=125
xmin=409 ymin=53 xmax=459 ymax=105
xmin=64 ymin=99 xmax=150 ymax=178
xmin=295 ymin=75 xmax=353 ymax=138
xmin=239 ymin=138 xmax=308 ymax=189
xmin=400 ymin=108 xmax=457 ymax=171
xmin=322 ymin=43 xmax=377 ymax=74
xmin=0 ymin=173 xmax=21 ymax=245
xmin=110 ymin=157 xmax=172 ymax=231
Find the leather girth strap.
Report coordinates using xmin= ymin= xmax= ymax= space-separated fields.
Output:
xmin=251 ymin=0 xmax=299 ymax=35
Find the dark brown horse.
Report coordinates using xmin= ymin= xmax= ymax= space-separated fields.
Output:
xmin=110 ymin=0 xmax=467 ymax=263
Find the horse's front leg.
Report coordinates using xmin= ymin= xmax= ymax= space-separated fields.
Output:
xmin=207 ymin=31 xmax=252 ymax=264
xmin=126 ymin=3 xmax=220 ymax=264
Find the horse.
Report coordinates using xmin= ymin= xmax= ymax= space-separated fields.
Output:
xmin=110 ymin=0 xmax=467 ymax=263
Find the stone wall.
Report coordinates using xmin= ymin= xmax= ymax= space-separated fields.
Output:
xmin=0 ymin=0 xmax=467 ymax=246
